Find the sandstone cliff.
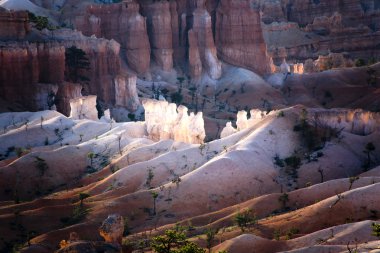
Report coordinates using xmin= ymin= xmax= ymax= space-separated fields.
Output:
xmin=215 ymin=0 xmax=272 ymax=75
xmin=260 ymin=0 xmax=380 ymax=64
xmin=71 ymin=0 xmax=272 ymax=78
xmin=75 ymin=1 xmax=151 ymax=74
xmin=0 ymin=28 xmax=140 ymax=115
xmin=0 ymin=9 xmax=29 ymax=40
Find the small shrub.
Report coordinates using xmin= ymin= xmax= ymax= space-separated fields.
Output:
xmin=274 ymin=155 xmax=285 ymax=167
xmin=372 ymin=223 xmax=380 ymax=238
xmin=278 ymin=193 xmax=289 ymax=209
xmin=277 ymin=111 xmax=285 ymax=117
xmin=234 ymin=209 xmax=257 ymax=232
xmin=79 ymin=192 xmax=90 ymax=206
xmin=128 ymin=113 xmax=136 ymax=121
xmin=284 ymin=155 xmax=301 ymax=169
xmin=285 ymin=228 xmax=300 ymax=240
xmin=146 ymin=168 xmax=154 ymax=189
xmin=34 ymin=156 xmax=48 ymax=176
xmin=355 ymin=59 xmax=366 ymax=67
xmin=123 ymin=217 xmax=130 ymax=236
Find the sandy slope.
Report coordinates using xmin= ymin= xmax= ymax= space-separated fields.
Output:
xmin=0 ymin=106 xmax=379 ymax=252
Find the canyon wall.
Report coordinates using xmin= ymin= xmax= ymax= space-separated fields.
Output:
xmin=0 ymin=41 xmax=65 ymax=110
xmin=71 ymin=0 xmax=271 ymax=78
xmin=260 ymin=0 xmax=380 ymax=64
xmin=215 ymin=0 xmax=272 ymax=75
xmin=0 ymin=27 xmax=140 ymax=115
xmin=74 ymin=1 xmax=151 ymax=74
xmin=0 ymin=9 xmax=29 ymax=40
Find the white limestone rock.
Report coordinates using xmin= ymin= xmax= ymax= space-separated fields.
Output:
xmin=220 ymin=121 xmax=237 ymax=138
xmin=142 ymin=99 xmax=206 ymax=144
xmin=69 ymin=95 xmax=98 ymax=121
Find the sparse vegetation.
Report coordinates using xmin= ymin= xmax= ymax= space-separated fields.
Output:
xmin=28 ymin=12 xmax=56 ymax=30
xmin=87 ymin=152 xmax=95 ymax=169
xmin=151 ymin=191 xmax=159 ymax=216
xmin=372 ymin=223 xmax=380 ymax=238
xmin=278 ymin=193 xmax=289 ymax=209
xmin=65 ymin=46 xmax=90 ymax=83
xmin=79 ymin=192 xmax=90 ymax=206
xmin=34 ymin=156 xmax=48 ymax=176
xmin=205 ymin=228 xmax=218 ymax=252
xmin=123 ymin=217 xmax=130 ymax=236
xmin=363 ymin=142 xmax=376 ymax=170
xmin=285 ymin=228 xmax=300 ymax=240
xmin=60 ymin=205 xmax=89 ymax=226
xmin=349 ymin=176 xmax=359 ymax=190
xmin=150 ymin=228 xmax=205 ymax=253
xmin=355 ymin=58 xmax=366 ymax=67
xmin=234 ymin=209 xmax=257 ymax=232
xmin=146 ymin=168 xmax=155 ymax=189
xmin=277 ymin=111 xmax=285 ymax=117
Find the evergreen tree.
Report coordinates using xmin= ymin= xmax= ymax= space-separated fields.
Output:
xmin=65 ymin=46 xmax=91 ymax=83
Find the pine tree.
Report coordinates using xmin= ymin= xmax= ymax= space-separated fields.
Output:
xmin=65 ymin=46 xmax=90 ymax=83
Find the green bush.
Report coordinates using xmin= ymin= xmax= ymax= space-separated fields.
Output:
xmin=151 ymin=229 xmax=205 ymax=253
xmin=284 ymin=156 xmax=301 ymax=169
xmin=234 ymin=209 xmax=257 ymax=232
xmin=28 ymin=12 xmax=56 ymax=30
xmin=355 ymin=59 xmax=366 ymax=67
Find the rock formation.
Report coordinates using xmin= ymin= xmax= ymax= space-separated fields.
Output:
xmin=56 ymin=82 xmax=83 ymax=116
xmin=0 ymin=27 xmax=140 ymax=116
xmin=143 ymin=99 xmax=206 ymax=144
xmin=72 ymin=0 xmax=273 ymax=78
xmin=140 ymin=1 xmax=173 ymax=71
xmin=261 ymin=0 xmax=380 ymax=64
xmin=99 ymin=214 xmax=124 ymax=245
xmin=0 ymin=9 xmax=29 ymax=40
xmin=308 ymin=109 xmax=380 ymax=136
xmin=222 ymin=108 xmax=268 ymax=137
xmin=0 ymin=41 xmax=65 ymax=110
xmin=75 ymin=1 xmax=151 ymax=74
xmin=34 ymin=83 xmax=58 ymax=111
xmin=189 ymin=0 xmax=222 ymax=79
xmin=215 ymin=0 xmax=272 ymax=75
xmin=220 ymin=121 xmax=237 ymax=138
xmin=69 ymin=95 xmax=98 ymax=120
xmin=113 ymin=74 xmax=140 ymax=111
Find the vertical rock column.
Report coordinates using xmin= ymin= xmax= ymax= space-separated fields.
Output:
xmin=189 ymin=0 xmax=222 ymax=80
xmin=79 ymin=1 xmax=151 ymax=74
xmin=113 ymin=74 xmax=140 ymax=111
xmin=141 ymin=1 xmax=173 ymax=71
xmin=122 ymin=1 xmax=151 ymax=74
xmin=215 ymin=0 xmax=272 ymax=76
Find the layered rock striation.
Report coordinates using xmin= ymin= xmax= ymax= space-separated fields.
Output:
xmin=0 ymin=9 xmax=29 ymax=40
xmin=215 ymin=0 xmax=272 ymax=75
xmin=75 ymin=1 xmax=151 ymax=74
xmin=260 ymin=0 xmax=380 ymax=64
xmin=73 ymin=0 xmax=272 ymax=78
xmin=0 ymin=27 xmax=140 ymax=115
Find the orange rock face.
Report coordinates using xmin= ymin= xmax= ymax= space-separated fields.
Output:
xmin=215 ymin=0 xmax=272 ymax=76
xmin=0 ymin=41 xmax=65 ymax=110
xmin=140 ymin=1 xmax=173 ymax=71
xmin=0 ymin=29 xmax=139 ymax=114
xmin=75 ymin=1 xmax=151 ymax=74
xmin=73 ymin=0 xmax=273 ymax=77
xmin=0 ymin=9 xmax=29 ymax=40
